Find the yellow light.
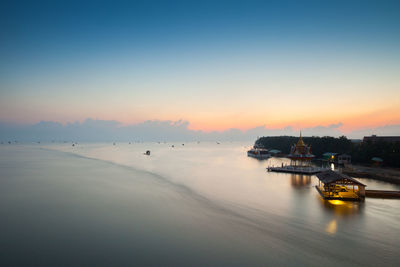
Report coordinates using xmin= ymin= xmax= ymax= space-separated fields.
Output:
xmin=331 ymin=155 xmax=334 ymax=159
xmin=328 ymin=200 xmax=345 ymax=205
xmin=325 ymin=219 xmax=337 ymax=235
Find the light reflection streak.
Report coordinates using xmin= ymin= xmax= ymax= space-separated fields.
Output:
xmin=325 ymin=219 xmax=337 ymax=235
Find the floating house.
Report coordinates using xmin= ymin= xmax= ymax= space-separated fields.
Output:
xmin=269 ymin=149 xmax=283 ymax=156
xmin=247 ymin=148 xmax=271 ymax=159
xmin=315 ymin=170 xmax=366 ymax=201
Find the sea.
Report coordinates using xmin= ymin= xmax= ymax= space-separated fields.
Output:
xmin=1 ymin=142 xmax=399 ymax=266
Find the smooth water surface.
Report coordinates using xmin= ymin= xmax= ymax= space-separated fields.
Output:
xmin=1 ymin=142 xmax=399 ymax=266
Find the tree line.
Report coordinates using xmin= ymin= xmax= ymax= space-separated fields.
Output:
xmin=255 ymin=136 xmax=400 ymax=167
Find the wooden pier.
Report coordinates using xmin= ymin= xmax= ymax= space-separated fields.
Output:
xmin=267 ymin=166 xmax=328 ymax=175
xmin=365 ymin=190 xmax=400 ymax=199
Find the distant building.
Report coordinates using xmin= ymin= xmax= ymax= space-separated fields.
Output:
xmin=363 ymin=135 xmax=400 ymax=143
xmin=269 ymin=149 xmax=283 ymax=156
xmin=322 ymin=152 xmax=338 ymax=163
xmin=322 ymin=153 xmax=351 ymax=164
xmin=338 ymin=154 xmax=351 ymax=165
xmin=371 ymin=157 xmax=383 ymax=166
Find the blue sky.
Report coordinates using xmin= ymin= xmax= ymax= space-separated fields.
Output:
xmin=1 ymin=0 xmax=400 ymax=134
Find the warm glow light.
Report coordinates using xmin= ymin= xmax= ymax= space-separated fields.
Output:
xmin=328 ymin=200 xmax=345 ymax=205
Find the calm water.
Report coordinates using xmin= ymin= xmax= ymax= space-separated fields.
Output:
xmin=1 ymin=142 xmax=399 ymax=266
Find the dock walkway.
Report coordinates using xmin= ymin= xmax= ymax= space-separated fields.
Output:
xmin=365 ymin=190 xmax=400 ymax=199
xmin=267 ymin=166 xmax=328 ymax=175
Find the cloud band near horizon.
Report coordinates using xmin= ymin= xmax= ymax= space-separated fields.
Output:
xmin=1 ymin=118 xmax=399 ymax=142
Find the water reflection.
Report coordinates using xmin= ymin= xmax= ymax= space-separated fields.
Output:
xmin=325 ymin=219 xmax=337 ymax=235
xmin=318 ymin=197 xmax=364 ymax=217
xmin=291 ymin=174 xmax=311 ymax=188
xmin=330 ymin=163 xmax=335 ymax=170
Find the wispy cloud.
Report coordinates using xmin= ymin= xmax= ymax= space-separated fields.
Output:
xmin=1 ymin=119 xmax=398 ymax=142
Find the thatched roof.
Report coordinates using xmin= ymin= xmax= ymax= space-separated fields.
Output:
xmin=316 ymin=170 xmax=365 ymax=186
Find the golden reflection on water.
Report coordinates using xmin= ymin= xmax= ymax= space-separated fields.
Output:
xmin=290 ymin=174 xmax=311 ymax=188
xmin=321 ymin=199 xmax=362 ymax=235
xmin=325 ymin=219 xmax=337 ymax=235
xmin=328 ymin=200 xmax=345 ymax=205
xmin=319 ymin=197 xmax=363 ymax=217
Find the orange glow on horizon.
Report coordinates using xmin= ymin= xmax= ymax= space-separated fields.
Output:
xmin=1 ymin=102 xmax=399 ymax=135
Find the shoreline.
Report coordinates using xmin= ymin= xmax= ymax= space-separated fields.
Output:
xmin=342 ymin=165 xmax=400 ymax=185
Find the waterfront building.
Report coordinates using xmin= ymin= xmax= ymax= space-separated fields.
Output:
xmin=363 ymin=135 xmax=400 ymax=143
xmin=269 ymin=149 xmax=283 ymax=156
xmin=371 ymin=157 xmax=383 ymax=166
xmin=315 ymin=170 xmax=366 ymax=201
xmin=322 ymin=152 xmax=338 ymax=163
xmin=338 ymin=154 xmax=351 ymax=165
xmin=287 ymin=133 xmax=315 ymax=166
xmin=267 ymin=133 xmax=327 ymax=174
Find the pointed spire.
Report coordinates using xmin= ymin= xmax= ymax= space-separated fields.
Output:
xmin=297 ymin=130 xmax=305 ymax=147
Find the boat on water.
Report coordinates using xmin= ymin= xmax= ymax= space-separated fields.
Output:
xmin=247 ymin=148 xmax=271 ymax=159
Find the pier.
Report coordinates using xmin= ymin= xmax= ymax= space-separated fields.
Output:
xmin=365 ymin=190 xmax=400 ymax=199
xmin=267 ymin=166 xmax=328 ymax=174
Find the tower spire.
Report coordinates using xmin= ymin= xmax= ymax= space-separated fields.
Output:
xmin=297 ymin=130 xmax=305 ymax=147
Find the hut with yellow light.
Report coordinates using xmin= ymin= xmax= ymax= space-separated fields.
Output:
xmin=315 ymin=170 xmax=366 ymax=201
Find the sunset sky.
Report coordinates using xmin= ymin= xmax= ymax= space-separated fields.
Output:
xmin=1 ymin=0 xmax=399 ymax=134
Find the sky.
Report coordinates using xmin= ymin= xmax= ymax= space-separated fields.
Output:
xmin=1 ymin=0 xmax=400 ymax=138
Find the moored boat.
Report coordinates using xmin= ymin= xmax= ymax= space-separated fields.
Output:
xmin=247 ymin=148 xmax=271 ymax=159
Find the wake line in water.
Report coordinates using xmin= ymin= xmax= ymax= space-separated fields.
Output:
xmin=38 ymin=146 xmax=340 ymax=259
xmin=39 ymin=148 xmax=279 ymax=224
xmin=41 ymin=147 xmax=273 ymax=221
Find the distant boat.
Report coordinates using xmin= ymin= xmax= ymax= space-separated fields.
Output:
xmin=247 ymin=148 xmax=271 ymax=159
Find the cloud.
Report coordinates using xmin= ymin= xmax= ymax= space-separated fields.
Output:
xmin=301 ymin=123 xmax=344 ymax=137
xmin=0 ymin=119 xmax=398 ymax=142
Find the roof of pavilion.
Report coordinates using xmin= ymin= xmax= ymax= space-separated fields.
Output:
xmin=316 ymin=170 xmax=366 ymax=186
